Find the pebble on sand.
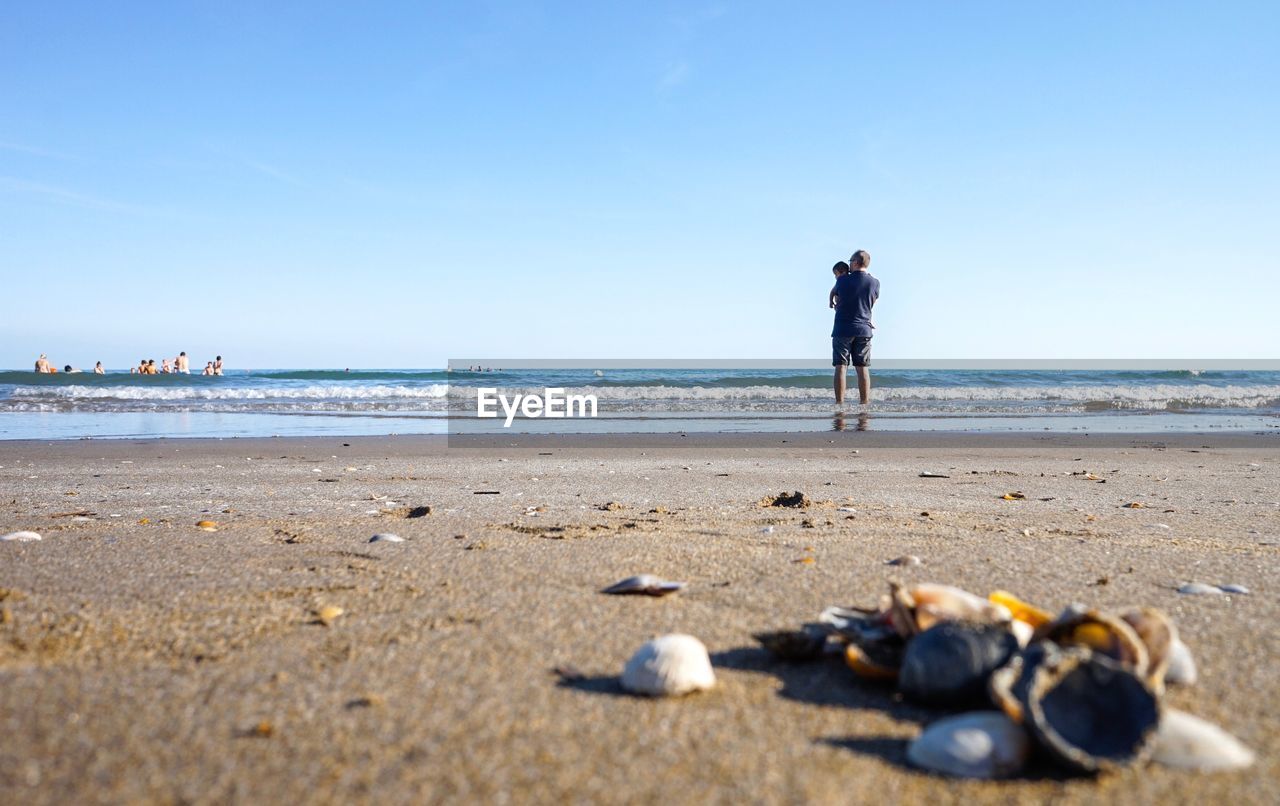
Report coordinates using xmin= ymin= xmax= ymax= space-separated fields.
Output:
xmin=1217 ymin=584 xmax=1250 ymax=594
xmin=369 ymin=533 xmax=405 ymax=543
xmin=1 ymin=531 xmax=42 ymax=542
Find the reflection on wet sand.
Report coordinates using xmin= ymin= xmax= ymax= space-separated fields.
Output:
xmin=833 ymin=411 xmax=870 ymax=432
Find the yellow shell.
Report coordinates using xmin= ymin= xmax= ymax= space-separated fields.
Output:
xmin=844 ymin=644 xmax=898 ymax=681
xmin=316 ymin=605 xmax=344 ymax=625
xmin=195 ymin=520 xmax=218 ymax=530
xmin=988 ymin=590 xmax=1053 ymax=628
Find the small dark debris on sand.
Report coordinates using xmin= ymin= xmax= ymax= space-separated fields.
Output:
xmin=759 ymin=491 xmax=810 ymax=508
xmin=384 ymin=505 xmax=433 ymax=518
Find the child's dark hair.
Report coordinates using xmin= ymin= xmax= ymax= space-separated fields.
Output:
xmin=832 ymin=261 xmax=850 ymax=275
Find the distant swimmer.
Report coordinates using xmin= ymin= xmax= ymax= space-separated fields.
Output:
xmin=35 ymin=354 xmax=52 ymax=373
xmin=145 ymin=359 xmax=158 ymax=375
xmin=202 ymin=362 xmax=214 ymax=375
xmin=213 ymin=356 xmax=224 ymax=376
xmin=94 ymin=361 xmax=105 ymax=375
xmin=64 ymin=365 xmax=82 ymax=374
xmin=176 ymin=352 xmax=190 ymax=373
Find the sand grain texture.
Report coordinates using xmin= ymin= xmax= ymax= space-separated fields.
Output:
xmin=0 ymin=433 xmax=1276 ymax=804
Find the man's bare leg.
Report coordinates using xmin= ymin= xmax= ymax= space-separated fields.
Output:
xmin=834 ymin=366 xmax=847 ymax=405
xmin=856 ymin=366 xmax=871 ymax=405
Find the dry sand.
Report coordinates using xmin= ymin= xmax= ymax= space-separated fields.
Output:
xmin=1 ymin=432 xmax=1277 ymax=804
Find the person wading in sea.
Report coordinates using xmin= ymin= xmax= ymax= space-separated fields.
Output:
xmin=830 ymin=249 xmax=879 ymax=406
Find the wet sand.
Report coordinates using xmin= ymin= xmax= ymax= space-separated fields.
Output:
xmin=1 ymin=432 xmax=1277 ymax=803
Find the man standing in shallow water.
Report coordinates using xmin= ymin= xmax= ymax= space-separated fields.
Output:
xmin=830 ymin=249 xmax=879 ymax=405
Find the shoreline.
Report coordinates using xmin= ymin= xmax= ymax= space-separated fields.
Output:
xmin=1 ymin=429 xmax=1275 ymax=454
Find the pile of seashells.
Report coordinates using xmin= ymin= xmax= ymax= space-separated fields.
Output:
xmin=751 ymin=581 xmax=1256 ymax=778
xmin=609 ymin=577 xmax=1254 ymax=779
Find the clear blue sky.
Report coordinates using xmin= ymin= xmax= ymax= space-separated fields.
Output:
xmin=2 ymin=1 xmax=1277 ymax=368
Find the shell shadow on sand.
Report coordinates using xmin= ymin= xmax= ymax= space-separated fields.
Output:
xmin=712 ymin=647 xmax=1081 ymax=781
xmin=708 ymin=647 xmax=931 ymax=723
xmin=554 ymin=672 xmax=632 ymax=697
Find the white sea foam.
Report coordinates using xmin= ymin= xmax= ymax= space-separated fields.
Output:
xmin=9 ymin=383 xmax=449 ymax=401
xmin=2 ymin=381 xmax=1277 ymax=415
xmin=449 ymin=383 xmax=1280 ymax=409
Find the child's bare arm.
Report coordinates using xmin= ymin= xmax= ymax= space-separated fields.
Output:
xmin=829 ymin=285 xmax=839 ymax=309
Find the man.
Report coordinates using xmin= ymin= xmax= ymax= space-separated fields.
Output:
xmin=34 ymin=354 xmax=52 ymax=373
xmin=176 ymin=352 xmax=189 ymax=373
xmin=213 ymin=356 xmax=224 ymax=376
xmin=830 ymin=249 xmax=879 ymax=405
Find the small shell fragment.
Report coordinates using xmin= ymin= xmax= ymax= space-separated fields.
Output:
xmin=1178 ymin=583 xmax=1224 ymax=595
xmin=1 ymin=531 xmax=42 ymax=542
xmin=315 ymin=605 xmax=344 ymax=626
xmin=886 ymin=555 xmax=922 ymax=567
xmin=196 ymin=520 xmax=218 ymax=531
xmin=1217 ymin=583 xmax=1250 ymax=594
xmin=601 ymin=574 xmax=685 ymax=597
xmin=369 ymin=533 xmax=405 ymax=543
xmin=621 ymin=634 xmax=716 ymax=696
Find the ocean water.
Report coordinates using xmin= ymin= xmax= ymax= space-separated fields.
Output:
xmin=1 ymin=368 xmax=1278 ymax=439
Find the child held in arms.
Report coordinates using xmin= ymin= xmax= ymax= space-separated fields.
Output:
xmin=828 ymin=261 xmax=849 ymax=309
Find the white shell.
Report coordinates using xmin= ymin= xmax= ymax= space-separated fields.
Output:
xmin=1165 ymin=638 xmax=1198 ymax=685
xmin=1178 ymin=583 xmax=1223 ymax=595
xmin=1151 ymin=709 xmax=1255 ymax=771
xmin=907 ymin=712 xmax=1031 ymax=779
xmin=1 ymin=531 xmax=41 ymax=542
xmin=601 ymin=574 xmax=684 ymax=596
xmin=1217 ymin=583 xmax=1250 ymax=594
xmin=1010 ymin=619 xmax=1035 ymax=648
xmin=369 ymin=533 xmax=405 ymax=543
xmin=621 ymin=634 xmax=715 ymax=697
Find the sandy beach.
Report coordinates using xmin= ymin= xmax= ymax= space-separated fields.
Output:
xmin=1 ymin=432 xmax=1276 ymax=803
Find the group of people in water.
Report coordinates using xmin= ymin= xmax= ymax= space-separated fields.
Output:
xmin=34 ymin=353 xmax=224 ymax=376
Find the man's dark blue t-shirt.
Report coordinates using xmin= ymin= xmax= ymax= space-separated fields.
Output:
xmin=831 ymin=271 xmax=880 ymax=338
